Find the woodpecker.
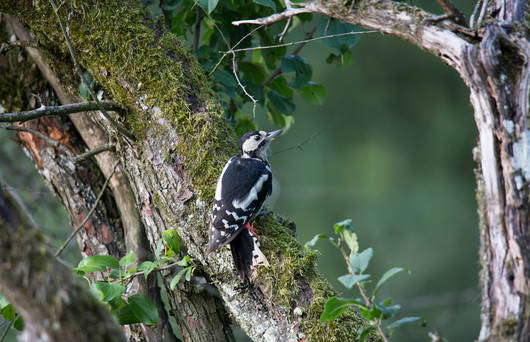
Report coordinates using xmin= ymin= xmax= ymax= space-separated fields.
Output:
xmin=208 ymin=129 xmax=282 ymax=280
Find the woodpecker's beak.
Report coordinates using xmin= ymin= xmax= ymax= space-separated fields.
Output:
xmin=265 ymin=129 xmax=282 ymax=140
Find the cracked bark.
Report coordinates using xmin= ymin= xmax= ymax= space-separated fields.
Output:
xmin=1 ymin=0 xmax=527 ymax=341
xmin=1 ymin=15 xmax=229 ymax=342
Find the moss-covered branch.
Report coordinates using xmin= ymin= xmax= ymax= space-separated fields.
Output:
xmin=1 ymin=0 xmax=376 ymax=340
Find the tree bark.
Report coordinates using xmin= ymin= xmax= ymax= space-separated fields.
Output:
xmin=0 ymin=1 xmax=369 ymax=341
xmin=0 ymin=176 xmax=126 ymax=342
xmin=2 ymin=0 xmax=527 ymax=341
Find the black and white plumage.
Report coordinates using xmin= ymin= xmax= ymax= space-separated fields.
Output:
xmin=208 ymin=129 xmax=282 ymax=279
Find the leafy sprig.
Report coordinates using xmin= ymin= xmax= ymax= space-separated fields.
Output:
xmin=306 ymin=219 xmax=426 ymax=341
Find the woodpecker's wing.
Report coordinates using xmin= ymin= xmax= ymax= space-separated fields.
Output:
xmin=208 ymin=156 xmax=272 ymax=252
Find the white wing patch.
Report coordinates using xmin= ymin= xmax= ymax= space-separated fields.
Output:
xmin=215 ymin=158 xmax=234 ymax=201
xmin=225 ymin=210 xmax=247 ymax=222
xmin=221 ymin=219 xmax=239 ymax=230
xmin=232 ymin=173 xmax=269 ymax=209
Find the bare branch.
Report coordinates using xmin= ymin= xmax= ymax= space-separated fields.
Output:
xmin=48 ymin=0 xmax=135 ymax=141
xmin=74 ymin=143 xmax=114 ymax=163
xmin=0 ymin=123 xmax=76 ymax=159
xmin=0 ymin=101 xmax=126 ymax=123
xmin=226 ymin=30 xmax=377 ymax=54
xmin=435 ymin=0 xmax=467 ymax=26
xmin=231 ymin=52 xmax=257 ymax=117
xmin=232 ymin=6 xmax=313 ymax=26
xmin=55 ymin=161 xmax=120 ymax=257
xmin=469 ymin=0 xmax=483 ymax=28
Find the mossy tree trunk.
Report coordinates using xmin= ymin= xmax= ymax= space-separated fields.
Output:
xmin=0 ymin=1 xmax=372 ymax=341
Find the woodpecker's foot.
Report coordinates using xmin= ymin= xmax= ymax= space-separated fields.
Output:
xmin=255 ymin=209 xmax=272 ymax=221
xmin=245 ymin=222 xmax=259 ymax=236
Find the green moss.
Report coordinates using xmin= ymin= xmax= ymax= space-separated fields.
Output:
xmin=500 ymin=317 xmax=518 ymax=337
xmin=255 ymin=214 xmax=377 ymax=341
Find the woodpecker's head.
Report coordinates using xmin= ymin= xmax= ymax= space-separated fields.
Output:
xmin=239 ymin=129 xmax=282 ymax=160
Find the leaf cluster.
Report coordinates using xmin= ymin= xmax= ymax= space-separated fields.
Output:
xmin=73 ymin=229 xmax=194 ymax=326
xmin=306 ymin=219 xmax=426 ymax=341
xmin=145 ymin=0 xmax=362 ymax=135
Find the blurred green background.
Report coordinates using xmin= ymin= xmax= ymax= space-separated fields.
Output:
xmin=1 ymin=0 xmax=480 ymax=339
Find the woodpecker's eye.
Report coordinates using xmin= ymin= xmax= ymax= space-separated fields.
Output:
xmin=254 ymin=136 xmax=260 ymax=141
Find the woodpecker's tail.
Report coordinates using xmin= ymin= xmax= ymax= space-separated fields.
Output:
xmin=229 ymin=229 xmax=269 ymax=280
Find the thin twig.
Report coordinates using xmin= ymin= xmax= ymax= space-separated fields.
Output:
xmin=272 ymin=126 xmax=326 ymax=155
xmin=55 ymin=161 xmax=120 ymax=257
xmin=232 ymin=7 xmax=313 ymax=26
xmin=193 ymin=7 xmax=202 ymax=53
xmin=0 ymin=101 xmax=126 ymax=123
xmin=476 ymin=0 xmax=489 ymax=29
xmin=111 ymin=261 xmax=181 ymax=284
xmin=435 ymin=0 xmax=467 ymax=26
xmin=469 ymin=0 xmax=482 ymax=28
xmin=278 ymin=17 xmax=292 ymax=42
xmin=48 ymin=0 xmax=135 ymax=141
xmin=231 ymin=52 xmax=257 ymax=117
xmin=262 ymin=25 xmax=317 ymax=87
xmin=0 ymin=124 xmax=76 ymax=159
xmin=74 ymin=143 xmax=114 ymax=163
xmin=226 ymin=30 xmax=377 ymax=54
xmin=209 ymin=24 xmax=264 ymax=75
xmin=0 ymin=40 xmax=38 ymax=54
xmin=338 ymin=241 xmax=389 ymax=341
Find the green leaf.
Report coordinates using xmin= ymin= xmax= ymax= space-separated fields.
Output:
xmin=109 ymin=269 xmax=127 ymax=279
xmin=13 ymin=315 xmax=23 ymax=331
xmin=337 ymin=274 xmax=370 ymax=289
xmin=0 ymin=304 xmax=16 ymax=321
xmin=267 ymin=76 xmax=293 ymax=98
xmin=253 ymin=0 xmax=276 ymax=11
xmin=213 ymin=69 xmax=237 ymax=89
xmin=267 ymin=90 xmax=295 ymax=115
xmin=375 ymin=302 xmax=401 ymax=320
xmin=317 ymin=17 xmax=361 ymax=52
xmin=300 ymin=82 xmax=327 ymax=105
xmin=326 ymin=49 xmax=354 ymax=69
xmin=343 ymin=229 xmax=358 ymax=255
xmin=108 ymin=296 xmax=126 ymax=312
xmin=319 ymin=297 xmax=357 ymax=323
xmin=185 ymin=266 xmax=194 ymax=281
xmin=350 ymin=248 xmax=373 ymax=273
xmin=239 ymin=62 xmax=267 ymax=84
xmin=119 ymin=251 xmax=136 ymax=268
xmin=386 ymin=316 xmax=422 ymax=330
xmin=373 ymin=267 xmax=405 ymax=298
xmin=128 ymin=294 xmax=159 ymax=325
xmin=170 ymin=268 xmax=188 ymax=290
xmin=357 ymin=326 xmax=376 ymax=342
xmin=104 ymin=283 xmax=126 ymax=302
xmin=267 ymin=102 xmax=286 ymax=128
xmin=333 ymin=219 xmax=354 ymax=234
xmin=196 ymin=0 xmax=219 ymax=14
xmin=305 ymin=234 xmax=331 ymax=248
xmin=162 ymin=229 xmax=181 ymax=254
xmin=281 ymin=54 xmax=312 ymax=88
xmin=138 ymin=261 xmax=159 ymax=279
xmin=76 ymin=255 xmax=119 ymax=273
xmin=176 ymin=255 xmax=191 ymax=267
xmin=78 ymin=71 xmax=95 ymax=100
xmin=116 ymin=305 xmax=141 ymax=325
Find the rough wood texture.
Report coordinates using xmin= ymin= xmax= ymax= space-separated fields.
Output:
xmin=2 ymin=15 xmax=230 ymax=342
xmin=1 ymin=1 xmax=372 ymax=341
xmin=0 ymin=177 xmax=126 ymax=342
